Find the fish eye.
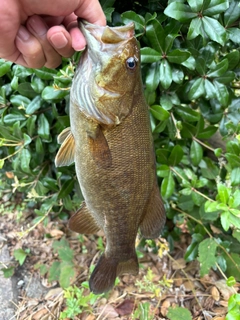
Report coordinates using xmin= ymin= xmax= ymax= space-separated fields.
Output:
xmin=126 ymin=57 xmax=136 ymax=70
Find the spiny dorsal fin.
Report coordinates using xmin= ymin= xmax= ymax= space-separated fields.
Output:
xmin=68 ymin=201 xmax=100 ymax=234
xmin=55 ymin=129 xmax=75 ymax=167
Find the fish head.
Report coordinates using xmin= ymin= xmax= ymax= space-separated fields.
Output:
xmin=72 ymin=21 xmax=142 ymax=125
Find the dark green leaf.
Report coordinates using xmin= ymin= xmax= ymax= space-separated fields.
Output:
xmin=225 ymin=154 xmax=240 ymax=169
xmin=172 ymin=67 xmax=184 ymax=84
xmin=21 ymin=149 xmax=31 ymax=173
xmin=167 ymin=50 xmax=191 ymax=64
xmin=160 ymin=94 xmax=173 ymax=111
xmin=187 ymin=17 xmax=202 ymax=40
xmin=58 ymin=179 xmax=75 ymax=199
xmin=204 ymin=79 xmax=216 ymax=99
xmin=190 ymin=140 xmax=203 ymax=166
xmin=17 ymin=82 xmax=37 ymax=99
xmin=59 ymin=261 xmax=76 ymax=288
xmin=216 ymin=71 xmax=235 ymax=84
xmin=150 ymin=105 xmax=170 ymax=121
xmin=42 ymin=86 xmax=69 ymax=101
xmin=48 ymin=261 xmax=61 ymax=282
xmin=213 ymin=80 xmax=229 ymax=107
xmin=227 ymin=28 xmax=240 ymax=44
xmin=196 ymin=125 xmax=218 ymax=139
xmin=31 ymin=76 xmax=45 ymax=93
xmin=203 ymin=0 xmax=229 ymax=16
xmin=188 ymin=78 xmax=205 ymax=100
xmin=26 ymin=95 xmax=42 ymax=114
xmin=145 ymin=62 xmax=160 ymax=91
xmin=202 ymin=16 xmax=227 ymax=45
xmin=187 ymin=0 xmax=204 ymax=12
xmin=146 ymin=19 xmax=165 ymax=53
xmin=10 ymin=95 xmax=31 ymax=108
xmin=224 ymin=0 xmax=240 ymax=26
xmin=4 ymin=111 xmax=26 ymax=124
xmin=37 ymin=114 xmax=50 ymax=140
xmin=159 ymin=60 xmax=172 ymax=89
xmin=168 ymin=145 xmax=184 ymax=166
xmin=161 ymin=171 xmax=175 ymax=199
xmin=231 ymin=168 xmax=240 ymax=186
xmin=140 ymin=47 xmax=162 ymax=63
xmin=31 ymin=67 xmax=58 ymax=80
xmin=121 ymin=11 xmax=145 ymax=31
xmin=225 ymin=51 xmax=240 ymax=70
xmin=0 ymin=59 xmax=12 ymax=77
xmin=175 ymin=105 xmax=200 ymax=122
xmin=164 ymin=3 xmax=198 ymax=22
xmin=14 ymin=249 xmax=28 ymax=266
xmin=207 ymin=59 xmax=228 ymax=78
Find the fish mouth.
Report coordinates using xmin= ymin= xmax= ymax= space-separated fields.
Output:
xmin=79 ymin=19 xmax=135 ymax=44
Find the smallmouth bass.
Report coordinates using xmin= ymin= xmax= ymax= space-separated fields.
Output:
xmin=55 ymin=21 xmax=166 ymax=294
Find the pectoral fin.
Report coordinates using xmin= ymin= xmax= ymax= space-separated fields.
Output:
xmin=68 ymin=201 xmax=100 ymax=234
xmin=140 ymin=184 xmax=166 ymax=239
xmin=55 ymin=129 xmax=75 ymax=167
xmin=87 ymin=124 xmax=112 ymax=169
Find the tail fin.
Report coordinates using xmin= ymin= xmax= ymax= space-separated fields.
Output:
xmin=89 ymin=253 xmax=139 ymax=294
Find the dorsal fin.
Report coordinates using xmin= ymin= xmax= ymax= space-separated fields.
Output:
xmin=55 ymin=129 xmax=75 ymax=167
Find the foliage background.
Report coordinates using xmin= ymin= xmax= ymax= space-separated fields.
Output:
xmin=0 ymin=0 xmax=240 ymax=313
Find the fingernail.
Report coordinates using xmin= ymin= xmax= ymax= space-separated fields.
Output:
xmin=17 ymin=26 xmax=30 ymax=41
xmin=49 ymin=33 xmax=68 ymax=49
xmin=28 ymin=17 xmax=47 ymax=36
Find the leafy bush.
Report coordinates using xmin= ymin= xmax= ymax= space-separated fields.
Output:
xmin=0 ymin=0 xmax=240 ymax=285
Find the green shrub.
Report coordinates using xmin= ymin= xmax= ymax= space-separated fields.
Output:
xmin=0 ymin=0 xmax=240 ymax=282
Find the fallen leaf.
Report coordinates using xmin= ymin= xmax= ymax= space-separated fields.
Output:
xmin=210 ymin=286 xmax=220 ymax=301
xmin=215 ymin=280 xmax=235 ymax=300
xmin=98 ymin=304 xmax=119 ymax=318
xmin=160 ymin=299 xmax=171 ymax=317
xmin=172 ymin=258 xmax=186 ymax=270
xmin=115 ymin=299 xmax=134 ymax=316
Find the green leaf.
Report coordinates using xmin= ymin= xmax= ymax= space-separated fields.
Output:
xmin=221 ymin=211 xmax=230 ymax=231
xmin=188 ymin=78 xmax=205 ymax=100
xmin=203 ymin=0 xmax=229 ymax=16
xmin=150 ymin=105 xmax=170 ymax=121
xmin=121 ymin=11 xmax=145 ymax=31
xmin=140 ymin=47 xmax=162 ymax=63
xmin=204 ymin=79 xmax=216 ymax=99
xmin=42 ymin=86 xmax=69 ymax=101
xmin=164 ymin=3 xmax=198 ymax=22
xmin=161 ymin=171 xmax=175 ymax=199
xmin=167 ymin=50 xmax=191 ymax=64
xmin=48 ymin=261 xmax=61 ymax=282
xmin=159 ymin=60 xmax=172 ymax=89
xmin=231 ymin=168 xmax=240 ymax=186
xmin=227 ymin=27 xmax=240 ymax=44
xmin=17 ymin=82 xmax=37 ymax=99
xmin=2 ymin=266 xmax=15 ymax=278
xmin=217 ymin=184 xmax=230 ymax=204
xmin=224 ymin=0 xmax=240 ymax=26
xmin=207 ymin=59 xmax=228 ymax=78
xmin=0 ymin=59 xmax=12 ymax=77
xmin=10 ymin=95 xmax=31 ymax=108
xmin=202 ymin=16 xmax=227 ymax=45
xmin=225 ymin=154 xmax=240 ymax=169
xmin=167 ymin=306 xmax=192 ymax=320
xmin=25 ymin=95 xmax=42 ymax=114
xmin=146 ymin=19 xmax=165 ymax=53
xmin=187 ymin=0 xmax=204 ymax=12
xmin=20 ymin=148 xmax=31 ymax=173
xmin=190 ymin=140 xmax=203 ymax=166
xmin=216 ymin=71 xmax=235 ymax=84
xmin=58 ymin=179 xmax=75 ymax=199
xmin=31 ymin=76 xmax=45 ymax=94
xmin=4 ymin=111 xmax=26 ymax=124
xmin=175 ymin=105 xmax=200 ymax=122
xmin=196 ymin=125 xmax=218 ymax=139
xmin=213 ymin=80 xmax=229 ymax=107
xmin=31 ymin=67 xmax=58 ymax=80
xmin=14 ymin=249 xmax=29 ymax=266
xmin=37 ymin=114 xmax=50 ymax=140
xmin=187 ymin=17 xmax=202 ymax=40
xmin=145 ymin=62 xmax=160 ymax=91
xmin=59 ymin=261 xmax=76 ymax=288
xmin=197 ymin=238 xmax=218 ymax=276
xmin=168 ymin=145 xmax=184 ymax=166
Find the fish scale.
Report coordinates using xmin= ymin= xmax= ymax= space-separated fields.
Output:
xmin=55 ymin=21 xmax=166 ymax=294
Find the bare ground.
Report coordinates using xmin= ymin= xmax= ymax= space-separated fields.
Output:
xmin=0 ymin=204 xmax=239 ymax=320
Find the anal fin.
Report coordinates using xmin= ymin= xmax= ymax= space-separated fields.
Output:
xmin=68 ymin=201 xmax=100 ymax=234
xmin=87 ymin=125 xmax=112 ymax=169
xmin=140 ymin=183 xmax=166 ymax=239
xmin=55 ymin=129 xmax=75 ymax=167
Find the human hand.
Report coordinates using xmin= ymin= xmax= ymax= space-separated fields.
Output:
xmin=0 ymin=0 xmax=106 ymax=68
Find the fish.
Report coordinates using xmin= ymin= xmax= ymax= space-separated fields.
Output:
xmin=55 ymin=20 xmax=166 ymax=294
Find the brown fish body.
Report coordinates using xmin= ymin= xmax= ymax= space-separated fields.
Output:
xmin=56 ymin=22 xmax=165 ymax=294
